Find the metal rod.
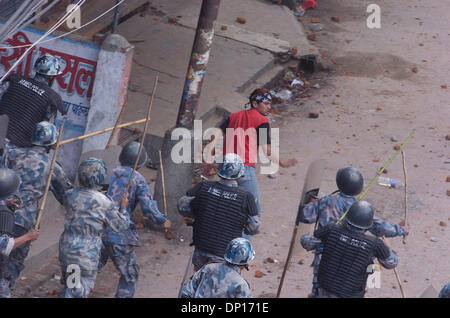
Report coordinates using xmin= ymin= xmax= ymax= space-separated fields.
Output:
xmin=176 ymin=0 xmax=221 ymax=129
xmin=112 ymin=0 xmax=120 ymax=34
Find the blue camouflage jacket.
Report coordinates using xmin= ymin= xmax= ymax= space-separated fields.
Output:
xmin=105 ymin=166 xmax=166 ymax=246
xmin=299 ymin=192 xmax=405 ymax=238
xmin=59 ymin=187 xmax=130 ymax=271
xmin=2 ymin=144 xmax=72 ymax=229
xmin=181 ymin=262 xmax=252 ymax=298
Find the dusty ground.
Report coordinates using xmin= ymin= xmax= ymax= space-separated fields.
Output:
xmin=12 ymin=0 xmax=449 ymax=298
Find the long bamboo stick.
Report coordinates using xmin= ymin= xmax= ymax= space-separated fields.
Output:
xmin=123 ymin=77 xmax=158 ymax=197
xmin=60 ymin=117 xmax=150 ymax=146
xmin=158 ymin=150 xmax=168 ymax=217
xmin=35 ymin=123 xmax=64 ymax=230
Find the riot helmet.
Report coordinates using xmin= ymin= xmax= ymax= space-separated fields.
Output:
xmin=224 ymin=237 xmax=255 ymax=269
xmin=0 ymin=168 xmax=20 ymax=200
xmin=32 ymin=121 xmax=58 ymax=146
xmin=34 ymin=53 xmax=63 ymax=76
xmin=217 ymin=153 xmax=245 ymax=180
xmin=336 ymin=167 xmax=364 ymax=196
xmin=346 ymin=200 xmax=374 ymax=230
xmin=119 ymin=141 xmax=148 ymax=169
xmin=78 ymin=157 xmax=107 ymax=188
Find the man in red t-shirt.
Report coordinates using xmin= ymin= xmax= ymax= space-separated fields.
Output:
xmin=218 ymin=88 xmax=297 ymax=217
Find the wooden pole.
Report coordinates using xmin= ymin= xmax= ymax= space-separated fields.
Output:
xmin=123 ymin=77 xmax=158 ymax=197
xmin=106 ymin=99 xmax=128 ymax=149
xmin=158 ymin=150 xmax=168 ymax=217
xmin=276 ymin=225 xmax=298 ymax=298
xmin=34 ymin=123 xmax=64 ymax=230
xmin=393 ymin=268 xmax=406 ymax=298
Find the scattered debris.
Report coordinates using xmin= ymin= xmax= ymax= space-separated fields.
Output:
xmin=268 ymin=173 xmax=277 ymax=179
xmin=310 ymin=23 xmax=323 ymax=32
xmin=47 ymin=289 xmax=59 ymax=296
xmin=390 ymin=136 xmax=398 ymax=142
xmin=271 ymin=89 xmax=293 ymax=102
xmin=221 ymin=25 xmax=228 ymax=31
xmin=291 ymin=79 xmax=304 ymax=87
xmin=394 ymin=145 xmax=401 ymax=150
xmin=399 ymin=220 xmax=406 ymax=226
xmin=412 ymin=66 xmax=419 ymax=73
xmin=255 ymin=270 xmax=265 ymax=278
xmin=307 ymin=33 xmax=317 ymax=41
xmin=447 ymin=190 xmax=450 ymax=196
xmin=53 ymin=274 xmax=61 ymax=281
xmin=298 ymin=259 xmax=305 ymax=265
xmin=236 ymin=17 xmax=246 ymax=24
xmin=291 ymin=46 xmax=298 ymax=55
xmin=430 ymin=237 xmax=439 ymax=242
xmin=311 ymin=17 xmax=320 ymax=23
xmin=308 ymin=112 xmax=319 ymax=118
xmin=331 ymin=16 xmax=341 ymax=23
xmin=313 ymin=84 xmax=320 ymax=89
xmin=439 ymin=221 xmax=447 ymax=227
xmin=446 ymin=135 xmax=450 ymax=141
xmin=168 ymin=17 xmax=178 ymax=24
xmin=446 ymin=176 xmax=450 ymax=182
xmin=441 ymin=84 xmax=447 ymax=89
xmin=414 ymin=164 xmax=419 ymax=168
xmin=265 ymin=257 xmax=275 ymax=263
xmin=161 ymin=249 xmax=168 ymax=254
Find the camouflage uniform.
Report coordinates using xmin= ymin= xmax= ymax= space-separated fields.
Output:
xmin=180 ymin=262 xmax=252 ymax=298
xmin=98 ymin=166 xmax=166 ymax=298
xmin=0 ymin=234 xmax=14 ymax=298
xmin=439 ymin=283 xmax=450 ymax=298
xmin=299 ymin=192 xmax=405 ymax=297
xmin=59 ymin=187 xmax=130 ymax=298
xmin=2 ymin=145 xmax=71 ymax=286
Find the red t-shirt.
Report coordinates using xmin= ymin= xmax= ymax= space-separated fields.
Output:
xmin=221 ymin=108 xmax=271 ymax=168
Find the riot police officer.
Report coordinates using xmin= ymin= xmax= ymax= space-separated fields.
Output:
xmin=0 ymin=168 xmax=39 ymax=298
xmin=0 ymin=53 xmax=66 ymax=148
xmin=98 ymin=141 xmax=170 ymax=298
xmin=178 ymin=153 xmax=260 ymax=271
xmin=180 ymin=237 xmax=254 ymax=298
xmin=299 ymin=167 xmax=405 ymax=297
xmin=304 ymin=200 xmax=399 ymax=298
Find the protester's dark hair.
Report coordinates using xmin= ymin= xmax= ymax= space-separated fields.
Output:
xmin=249 ymin=88 xmax=270 ymax=107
